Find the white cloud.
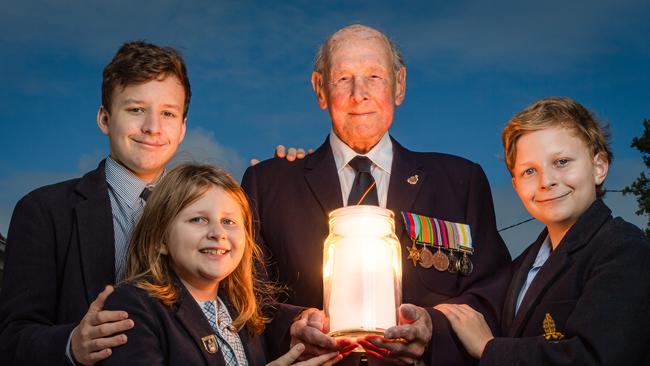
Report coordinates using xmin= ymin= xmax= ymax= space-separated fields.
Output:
xmin=170 ymin=127 xmax=248 ymax=182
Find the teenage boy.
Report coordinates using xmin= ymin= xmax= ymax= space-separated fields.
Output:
xmin=437 ymin=97 xmax=650 ymax=364
xmin=0 ymin=41 xmax=190 ymax=365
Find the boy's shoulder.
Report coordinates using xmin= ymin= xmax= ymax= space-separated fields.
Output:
xmin=20 ymin=162 xmax=106 ymax=208
xmin=601 ymin=216 xmax=650 ymax=252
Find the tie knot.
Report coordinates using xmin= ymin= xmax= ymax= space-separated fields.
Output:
xmin=348 ymin=156 xmax=373 ymax=173
xmin=140 ymin=187 xmax=153 ymax=201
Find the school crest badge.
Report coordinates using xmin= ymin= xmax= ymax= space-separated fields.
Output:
xmin=543 ymin=313 xmax=565 ymax=341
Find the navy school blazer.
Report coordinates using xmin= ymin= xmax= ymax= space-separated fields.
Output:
xmin=0 ymin=161 xmax=118 ymax=365
xmin=101 ymin=279 xmax=299 ymax=366
xmin=482 ymin=199 xmax=650 ymax=365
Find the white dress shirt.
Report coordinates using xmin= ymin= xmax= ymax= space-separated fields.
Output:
xmin=329 ymin=131 xmax=393 ymax=208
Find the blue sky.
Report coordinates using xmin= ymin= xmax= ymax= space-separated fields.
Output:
xmin=1 ymin=0 xmax=648 ymax=256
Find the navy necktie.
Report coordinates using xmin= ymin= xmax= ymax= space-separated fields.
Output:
xmin=347 ymin=156 xmax=379 ymax=206
xmin=139 ymin=187 xmax=153 ymax=201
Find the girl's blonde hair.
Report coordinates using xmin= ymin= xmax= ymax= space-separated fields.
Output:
xmin=125 ymin=163 xmax=271 ymax=334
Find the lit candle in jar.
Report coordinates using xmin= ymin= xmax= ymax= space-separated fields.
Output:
xmin=323 ymin=205 xmax=402 ymax=341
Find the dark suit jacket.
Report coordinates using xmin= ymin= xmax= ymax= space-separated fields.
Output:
xmin=482 ymin=199 xmax=650 ymax=365
xmin=0 ymin=161 xmax=116 ymax=365
xmin=101 ymin=281 xmax=269 ymax=366
xmin=241 ymin=136 xmax=512 ymax=365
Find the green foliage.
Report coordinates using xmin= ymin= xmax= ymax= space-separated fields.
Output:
xmin=623 ymin=118 xmax=650 ymax=238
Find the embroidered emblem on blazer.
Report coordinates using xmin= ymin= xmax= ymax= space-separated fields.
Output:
xmin=201 ymin=334 xmax=219 ymax=354
xmin=543 ymin=313 xmax=565 ymax=341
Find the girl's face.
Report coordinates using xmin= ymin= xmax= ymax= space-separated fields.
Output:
xmin=161 ymin=185 xmax=246 ymax=300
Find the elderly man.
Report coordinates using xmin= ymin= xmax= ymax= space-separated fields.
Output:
xmin=242 ymin=24 xmax=512 ymax=365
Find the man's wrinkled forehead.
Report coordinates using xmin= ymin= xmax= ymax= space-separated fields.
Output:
xmin=327 ymin=26 xmax=392 ymax=59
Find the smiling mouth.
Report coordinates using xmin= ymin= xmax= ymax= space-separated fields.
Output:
xmin=536 ymin=191 xmax=571 ymax=203
xmin=132 ymin=138 xmax=165 ymax=147
xmin=200 ymin=248 xmax=230 ymax=255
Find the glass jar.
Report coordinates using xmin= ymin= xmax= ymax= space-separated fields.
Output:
xmin=323 ymin=205 xmax=402 ymax=344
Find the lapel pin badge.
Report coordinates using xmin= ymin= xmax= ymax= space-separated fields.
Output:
xmin=407 ymin=174 xmax=419 ymax=185
xmin=201 ymin=334 xmax=219 ymax=354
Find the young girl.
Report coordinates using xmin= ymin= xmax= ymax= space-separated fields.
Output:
xmin=436 ymin=97 xmax=650 ymax=364
xmin=102 ymin=164 xmax=341 ymax=366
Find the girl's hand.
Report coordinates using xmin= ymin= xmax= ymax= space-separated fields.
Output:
xmin=267 ymin=343 xmax=342 ymax=366
xmin=434 ymin=304 xmax=494 ymax=359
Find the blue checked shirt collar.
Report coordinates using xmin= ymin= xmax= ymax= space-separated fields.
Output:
xmin=104 ymin=157 xmax=149 ymax=209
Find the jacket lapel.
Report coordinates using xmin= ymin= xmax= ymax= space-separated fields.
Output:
xmin=74 ymin=160 xmax=116 ymax=303
xmin=501 ymin=230 xmax=547 ymax=334
xmin=221 ymin=297 xmax=265 ymax=365
xmin=304 ymin=137 xmax=344 ymax=215
xmin=174 ymin=289 xmax=226 ymax=365
xmin=508 ymin=247 xmax=569 ymax=337
xmin=386 ymin=137 xmax=425 ymax=239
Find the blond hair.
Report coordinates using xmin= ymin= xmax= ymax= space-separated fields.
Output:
xmin=125 ymin=163 xmax=271 ymax=334
xmin=502 ymin=97 xmax=612 ymax=197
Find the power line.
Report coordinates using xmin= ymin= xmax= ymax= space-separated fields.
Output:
xmin=497 ymin=189 xmax=627 ymax=232
xmin=498 ymin=217 xmax=536 ymax=232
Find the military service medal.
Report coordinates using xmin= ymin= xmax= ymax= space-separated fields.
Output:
xmin=407 ymin=239 xmax=421 ymax=266
xmin=419 ymin=245 xmax=435 ymax=269
xmin=401 ymin=211 xmax=474 ymax=275
xmin=447 ymin=249 xmax=459 ymax=274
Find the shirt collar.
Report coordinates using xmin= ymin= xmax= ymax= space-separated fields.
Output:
xmin=329 ymin=130 xmax=393 ymax=174
xmin=105 ymin=156 xmax=150 ymax=209
xmin=532 ymin=235 xmax=552 ymax=268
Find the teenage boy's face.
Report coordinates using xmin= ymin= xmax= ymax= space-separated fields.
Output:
xmin=97 ymin=75 xmax=186 ymax=183
xmin=162 ymin=186 xmax=246 ymax=300
xmin=511 ymin=126 xmax=608 ymax=236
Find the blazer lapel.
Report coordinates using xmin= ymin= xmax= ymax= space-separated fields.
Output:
xmin=387 ymin=137 xmax=425 ymax=239
xmin=304 ymin=137 xmax=344 ymax=215
xmin=221 ymin=297 xmax=265 ymax=365
xmin=501 ymin=230 xmax=547 ymax=334
xmin=174 ymin=289 xmax=226 ymax=365
xmin=74 ymin=160 xmax=116 ymax=303
xmin=508 ymin=246 xmax=569 ymax=337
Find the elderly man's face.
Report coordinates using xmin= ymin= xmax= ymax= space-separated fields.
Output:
xmin=312 ymin=31 xmax=406 ymax=153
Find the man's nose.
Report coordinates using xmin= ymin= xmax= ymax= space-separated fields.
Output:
xmin=351 ymin=75 xmax=369 ymax=102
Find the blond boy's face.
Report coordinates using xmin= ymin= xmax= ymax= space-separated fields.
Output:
xmin=511 ymin=126 xmax=608 ymax=238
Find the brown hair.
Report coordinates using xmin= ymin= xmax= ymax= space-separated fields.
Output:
xmin=101 ymin=41 xmax=192 ymax=118
xmin=502 ymin=96 xmax=613 ymax=197
xmin=125 ymin=163 xmax=271 ymax=334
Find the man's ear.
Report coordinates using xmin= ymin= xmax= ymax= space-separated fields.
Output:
xmin=311 ymin=71 xmax=328 ymax=110
xmin=394 ymin=66 xmax=406 ymax=106
xmin=97 ymin=106 xmax=110 ymax=136
xmin=593 ymin=152 xmax=609 ymax=185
